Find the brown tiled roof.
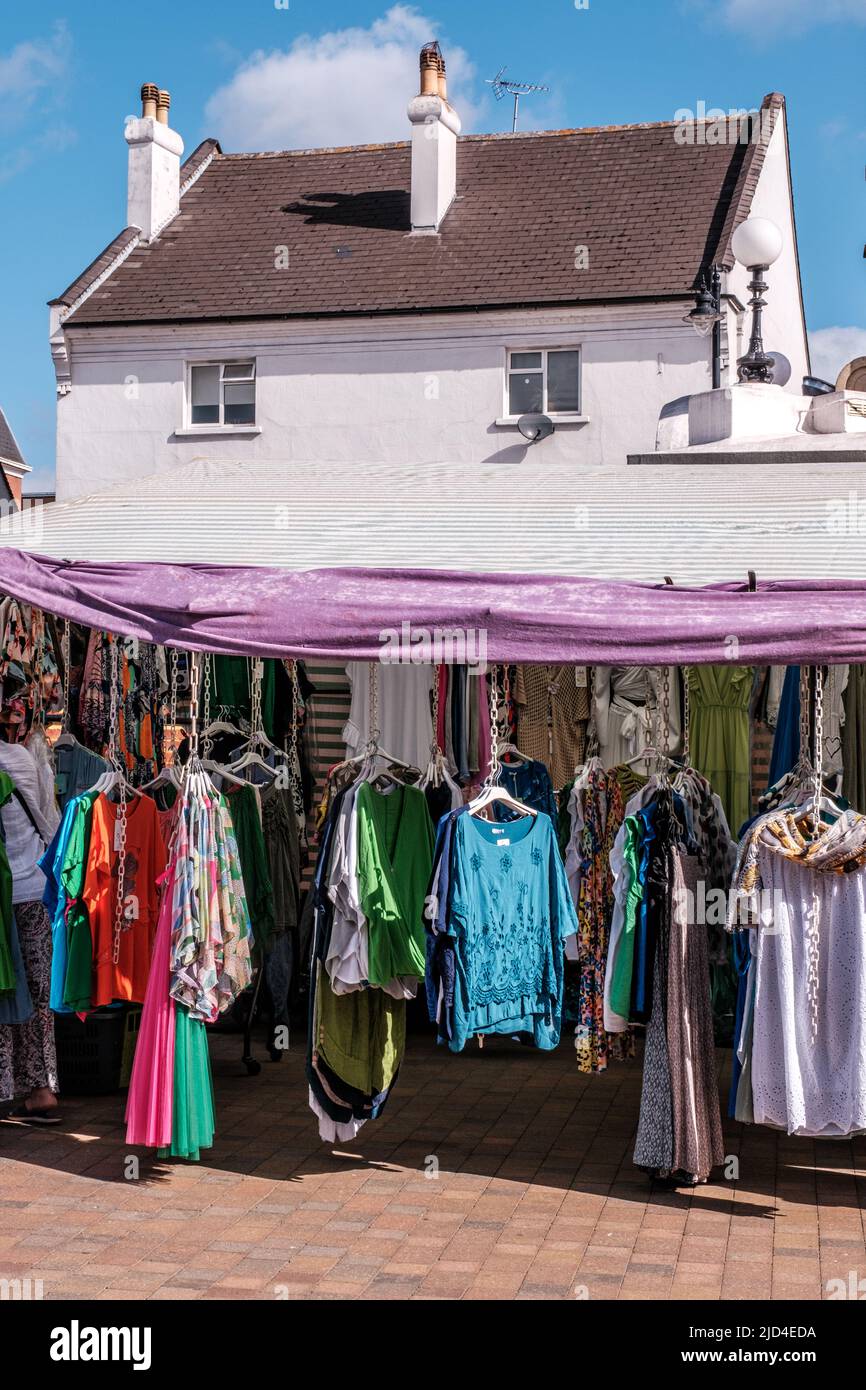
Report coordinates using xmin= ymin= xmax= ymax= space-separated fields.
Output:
xmin=51 ymin=140 xmax=221 ymax=310
xmin=179 ymin=137 xmax=222 ymax=191
xmin=65 ymin=101 xmax=781 ymax=327
xmin=51 ymin=227 xmax=140 ymax=310
xmin=0 ymin=407 xmax=25 ymax=467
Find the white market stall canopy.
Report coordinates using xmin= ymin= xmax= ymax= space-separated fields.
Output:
xmin=1 ymin=455 xmax=865 ymax=665
xmin=1 ymin=454 xmax=865 ymax=584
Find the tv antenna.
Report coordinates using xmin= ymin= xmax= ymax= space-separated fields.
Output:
xmin=486 ymin=66 xmax=549 ymax=133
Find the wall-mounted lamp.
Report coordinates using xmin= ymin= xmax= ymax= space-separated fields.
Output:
xmin=685 ymin=265 xmax=723 ymax=388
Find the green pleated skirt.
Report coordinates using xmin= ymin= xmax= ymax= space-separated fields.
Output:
xmin=158 ymin=1005 xmax=215 ymax=1162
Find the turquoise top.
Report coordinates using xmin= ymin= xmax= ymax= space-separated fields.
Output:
xmin=446 ymin=809 xmax=578 ymax=1052
xmin=41 ymin=792 xmax=88 ymax=1015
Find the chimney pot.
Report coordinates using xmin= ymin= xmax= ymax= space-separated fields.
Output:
xmin=140 ymin=82 xmax=159 ymax=119
xmin=126 ymin=87 xmax=184 ymax=241
xmin=408 ymin=42 xmax=460 ymax=234
xmin=437 ymin=55 xmax=447 ymax=102
xmin=419 ymin=41 xmax=441 ymax=97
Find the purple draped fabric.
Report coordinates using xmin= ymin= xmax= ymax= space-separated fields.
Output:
xmin=0 ymin=549 xmax=865 ymax=663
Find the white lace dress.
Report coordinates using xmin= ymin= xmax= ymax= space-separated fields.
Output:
xmin=749 ymin=848 xmax=866 ymax=1137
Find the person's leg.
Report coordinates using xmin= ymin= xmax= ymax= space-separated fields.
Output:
xmin=11 ymin=901 xmax=59 ymax=1112
xmin=0 ymin=1014 xmax=12 ymax=1106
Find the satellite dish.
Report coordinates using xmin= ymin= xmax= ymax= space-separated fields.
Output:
xmin=766 ymin=351 xmax=791 ymax=387
xmin=517 ymin=413 xmax=555 ymax=444
xmin=803 ymin=376 xmax=835 ymax=396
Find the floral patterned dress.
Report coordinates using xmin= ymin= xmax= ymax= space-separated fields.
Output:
xmin=169 ymin=780 xmax=252 ymax=1021
xmin=574 ymin=763 xmax=639 ymax=1073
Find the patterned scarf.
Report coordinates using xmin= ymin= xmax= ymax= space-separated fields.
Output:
xmin=729 ymin=807 xmax=866 ymax=928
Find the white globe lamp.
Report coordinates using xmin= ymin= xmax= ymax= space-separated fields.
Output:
xmin=732 ymin=217 xmax=783 ymax=270
xmin=732 ymin=217 xmax=783 ymax=383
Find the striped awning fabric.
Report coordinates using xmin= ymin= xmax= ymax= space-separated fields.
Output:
xmin=3 ymin=453 xmax=866 ymax=586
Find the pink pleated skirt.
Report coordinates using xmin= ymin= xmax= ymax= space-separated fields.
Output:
xmin=124 ymin=866 xmax=175 ymax=1147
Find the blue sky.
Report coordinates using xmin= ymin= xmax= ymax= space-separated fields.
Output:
xmin=1 ymin=0 xmax=864 ymax=489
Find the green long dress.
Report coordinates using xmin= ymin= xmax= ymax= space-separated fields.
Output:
xmin=222 ymin=783 xmax=275 ymax=956
xmin=609 ymin=815 xmax=644 ymax=1020
xmin=688 ymin=665 xmax=754 ymax=837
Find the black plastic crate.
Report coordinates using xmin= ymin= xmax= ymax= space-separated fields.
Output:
xmin=54 ymin=1007 xmax=136 ymax=1096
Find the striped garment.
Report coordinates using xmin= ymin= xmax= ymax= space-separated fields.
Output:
xmin=302 ymin=664 xmax=352 ymax=891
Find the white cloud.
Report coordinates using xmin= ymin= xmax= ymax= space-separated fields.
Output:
xmin=0 ymin=124 xmax=76 ymax=185
xmin=0 ymin=22 xmax=73 ymax=181
xmin=809 ymin=327 xmax=866 ymax=385
xmin=0 ymin=21 xmax=71 ymax=130
xmin=720 ymin=0 xmax=866 ymax=30
xmin=204 ymin=5 xmax=486 ymax=152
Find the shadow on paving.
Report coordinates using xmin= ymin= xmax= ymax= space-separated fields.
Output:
xmin=1 ymin=1030 xmax=862 ymax=1220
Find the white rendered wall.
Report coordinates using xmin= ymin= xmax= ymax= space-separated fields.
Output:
xmin=53 ymin=110 xmax=810 ymax=499
xmin=56 ymin=305 xmax=722 ymax=500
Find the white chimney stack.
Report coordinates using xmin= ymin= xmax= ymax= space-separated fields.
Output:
xmin=407 ymin=42 xmax=461 ymax=234
xmin=125 ymin=83 xmax=184 ymax=242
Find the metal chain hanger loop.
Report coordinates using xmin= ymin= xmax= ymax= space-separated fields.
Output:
xmin=108 ymin=635 xmax=128 ymax=967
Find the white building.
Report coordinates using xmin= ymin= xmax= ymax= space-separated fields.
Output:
xmin=48 ymin=51 xmax=809 ymax=503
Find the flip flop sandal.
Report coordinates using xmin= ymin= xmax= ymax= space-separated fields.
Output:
xmin=5 ymin=1105 xmax=63 ymax=1126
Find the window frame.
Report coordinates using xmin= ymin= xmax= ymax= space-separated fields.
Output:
xmin=185 ymin=359 xmax=257 ymax=430
xmin=504 ymin=346 xmax=583 ymax=420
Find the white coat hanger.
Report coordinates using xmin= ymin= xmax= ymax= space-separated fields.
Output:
xmin=91 ymin=763 xmax=144 ymax=800
xmin=222 ymin=659 xmax=288 ymax=763
xmin=622 ymin=743 xmax=675 ymax=769
xmin=469 ymin=664 xmax=535 ymax=819
xmin=140 ymin=763 xmax=183 ymax=793
xmin=468 ymin=782 xmax=536 ymax=819
xmin=202 ymin=710 xmax=244 ymax=740
xmin=421 ymin=744 xmax=461 ymax=797
xmin=202 ymin=758 xmax=252 ymax=789
xmin=497 ymin=741 xmax=530 ymax=764
xmin=352 ymin=745 xmax=420 ymax=789
xmin=244 ymin=728 xmax=289 ymax=761
xmin=223 ymin=747 xmax=278 ymax=780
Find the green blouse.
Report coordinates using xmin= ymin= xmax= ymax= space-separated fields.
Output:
xmin=356 ymin=781 xmax=434 ymax=986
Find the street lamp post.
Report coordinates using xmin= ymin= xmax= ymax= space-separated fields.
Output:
xmin=731 ymin=217 xmax=784 ymax=384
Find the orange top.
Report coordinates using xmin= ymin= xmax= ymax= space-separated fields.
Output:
xmin=83 ymin=793 xmax=168 ymax=1007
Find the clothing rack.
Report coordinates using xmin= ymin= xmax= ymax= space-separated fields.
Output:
xmin=7 ymin=594 xmax=865 ymax=1165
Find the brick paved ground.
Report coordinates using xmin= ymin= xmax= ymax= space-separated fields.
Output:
xmin=1 ymin=1031 xmax=865 ymax=1301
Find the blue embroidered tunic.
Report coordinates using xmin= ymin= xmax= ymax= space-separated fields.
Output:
xmin=445 ymin=810 xmax=578 ymax=1052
